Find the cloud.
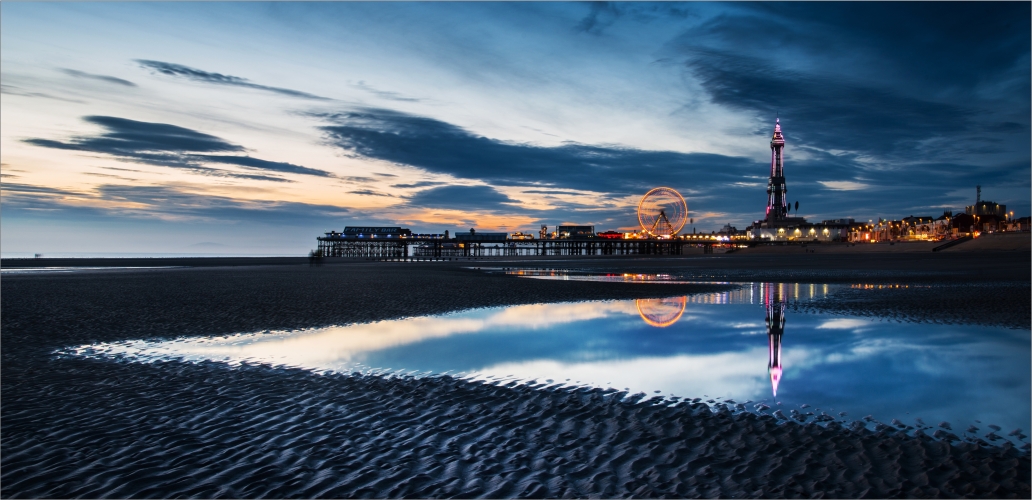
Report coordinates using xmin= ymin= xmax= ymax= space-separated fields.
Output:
xmin=316 ymin=108 xmax=760 ymax=197
xmin=24 ymin=116 xmax=331 ymax=180
xmin=1 ymin=182 xmax=351 ymax=226
xmin=520 ymin=189 xmax=590 ymax=195
xmin=816 ymin=319 xmax=870 ymax=330
xmin=193 ymin=154 xmax=332 ymax=178
xmin=313 ymin=107 xmax=1030 ymax=226
xmin=29 ymin=116 xmax=241 ymax=154
xmin=352 ymin=81 xmax=422 ymax=102
xmin=1 ymin=84 xmax=86 ymax=103
xmin=60 ymin=68 xmax=136 ymax=87
xmin=135 ymin=60 xmax=330 ymax=100
xmin=405 ymin=185 xmax=521 ymax=212
xmin=666 ymin=3 xmax=1029 ymax=166
xmin=682 ymin=51 xmax=973 ymax=159
xmin=348 ymin=189 xmax=390 ymax=197
xmin=340 ymin=176 xmax=375 ymax=183
xmin=1 ymin=182 xmax=83 ymax=197
xmin=576 ymin=2 xmax=621 ymax=35
xmin=391 ymin=181 xmax=448 ymax=189
xmin=818 ymin=181 xmax=869 ymax=191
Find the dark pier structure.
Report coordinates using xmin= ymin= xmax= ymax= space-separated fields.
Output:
xmin=317 ymin=227 xmax=712 ymax=260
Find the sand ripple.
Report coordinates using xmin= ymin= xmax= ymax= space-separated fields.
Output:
xmin=2 ymin=359 xmax=1028 ymax=498
xmin=3 ymin=258 xmax=1029 ymax=498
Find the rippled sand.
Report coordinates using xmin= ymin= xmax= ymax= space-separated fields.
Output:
xmin=2 ymin=252 xmax=1029 ymax=498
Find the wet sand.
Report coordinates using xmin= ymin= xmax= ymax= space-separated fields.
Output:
xmin=3 ymin=252 xmax=1029 ymax=498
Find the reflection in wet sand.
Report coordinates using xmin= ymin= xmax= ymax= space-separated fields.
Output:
xmin=765 ymin=283 xmax=786 ymax=397
xmin=633 ymin=284 xmax=794 ymax=397
xmin=59 ymin=283 xmax=1029 ymax=443
xmin=636 ymin=297 xmax=687 ymax=327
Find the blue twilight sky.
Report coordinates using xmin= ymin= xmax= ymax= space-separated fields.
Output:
xmin=2 ymin=2 xmax=1029 ymax=255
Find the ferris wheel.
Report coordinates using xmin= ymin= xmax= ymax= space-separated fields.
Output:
xmin=638 ymin=187 xmax=688 ymax=236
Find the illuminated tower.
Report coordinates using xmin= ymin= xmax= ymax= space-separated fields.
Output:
xmin=764 ymin=283 xmax=786 ymax=397
xmin=765 ymin=118 xmax=788 ymax=223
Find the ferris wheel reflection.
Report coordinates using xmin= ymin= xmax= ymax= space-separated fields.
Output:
xmin=635 ymin=296 xmax=687 ymax=327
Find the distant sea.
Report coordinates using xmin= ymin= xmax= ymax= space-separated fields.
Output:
xmin=1 ymin=252 xmax=299 ymax=259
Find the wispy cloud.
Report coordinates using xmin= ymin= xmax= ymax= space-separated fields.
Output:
xmin=575 ymin=2 xmax=621 ymax=35
xmin=24 ymin=116 xmax=332 ymax=181
xmin=1 ymin=84 xmax=86 ymax=103
xmin=2 ymin=182 xmax=352 ymax=225
xmin=391 ymin=181 xmax=447 ymax=189
xmin=60 ymin=68 xmax=136 ymax=87
xmin=404 ymin=185 xmax=521 ymax=212
xmin=348 ymin=189 xmax=390 ymax=197
xmin=136 ymin=60 xmax=330 ymax=100
xmin=818 ymin=181 xmax=869 ymax=191
xmin=352 ymin=81 xmax=421 ymax=102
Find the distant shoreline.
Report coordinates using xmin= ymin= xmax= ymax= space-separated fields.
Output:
xmin=3 ymin=232 xmax=1028 ymax=268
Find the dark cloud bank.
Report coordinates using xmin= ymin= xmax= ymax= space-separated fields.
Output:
xmin=24 ymin=116 xmax=331 ymax=182
xmin=669 ymin=2 xmax=1030 ymax=164
xmin=316 ymin=106 xmax=1026 ymax=224
xmin=310 ymin=2 xmax=1029 ymax=223
xmin=317 ymin=109 xmax=758 ymax=197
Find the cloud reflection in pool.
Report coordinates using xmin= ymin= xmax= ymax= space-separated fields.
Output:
xmin=65 ymin=283 xmax=1029 ymax=443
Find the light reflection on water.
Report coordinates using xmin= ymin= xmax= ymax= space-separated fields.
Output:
xmin=62 ymin=283 xmax=1029 ymax=446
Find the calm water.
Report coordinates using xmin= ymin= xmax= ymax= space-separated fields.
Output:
xmin=0 ymin=267 xmax=181 ymax=274
xmin=64 ymin=282 xmax=1030 ymax=445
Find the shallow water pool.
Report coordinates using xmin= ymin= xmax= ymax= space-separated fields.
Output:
xmin=64 ymin=282 xmax=1030 ymax=446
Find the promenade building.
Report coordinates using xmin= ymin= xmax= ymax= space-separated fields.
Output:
xmin=966 ymin=186 xmax=1007 ymax=218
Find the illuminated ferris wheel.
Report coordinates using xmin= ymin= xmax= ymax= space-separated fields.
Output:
xmin=638 ymin=187 xmax=688 ymax=237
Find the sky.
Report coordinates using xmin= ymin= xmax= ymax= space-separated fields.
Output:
xmin=2 ymin=2 xmax=1029 ymax=256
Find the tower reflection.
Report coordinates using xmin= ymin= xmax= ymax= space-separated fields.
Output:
xmin=764 ymin=283 xmax=786 ymax=397
xmin=636 ymin=296 xmax=687 ymax=327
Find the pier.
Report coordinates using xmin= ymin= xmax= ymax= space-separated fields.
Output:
xmin=316 ymin=231 xmax=717 ymax=260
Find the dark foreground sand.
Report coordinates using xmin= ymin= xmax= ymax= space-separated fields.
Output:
xmin=2 ymin=252 xmax=1029 ymax=498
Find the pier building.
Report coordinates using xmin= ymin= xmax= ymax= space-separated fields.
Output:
xmin=557 ymin=225 xmax=596 ymax=239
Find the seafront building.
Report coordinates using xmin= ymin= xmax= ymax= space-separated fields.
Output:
xmin=966 ymin=186 xmax=1007 ymax=218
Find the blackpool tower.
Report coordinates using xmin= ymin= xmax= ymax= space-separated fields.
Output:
xmin=765 ymin=118 xmax=789 ymax=223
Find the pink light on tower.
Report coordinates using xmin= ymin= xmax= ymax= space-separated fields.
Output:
xmin=769 ymin=365 xmax=783 ymax=397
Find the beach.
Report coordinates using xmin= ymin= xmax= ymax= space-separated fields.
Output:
xmin=2 ymin=247 xmax=1029 ymax=498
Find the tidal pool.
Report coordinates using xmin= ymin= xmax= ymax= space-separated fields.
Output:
xmin=64 ymin=282 xmax=1029 ymax=446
